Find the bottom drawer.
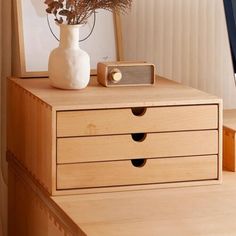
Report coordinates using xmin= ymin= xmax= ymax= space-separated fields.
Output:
xmin=57 ymin=155 xmax=218 ymax=190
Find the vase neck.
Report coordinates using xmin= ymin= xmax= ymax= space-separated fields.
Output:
xmin=59 ymin=24 xmax=80 ymax=49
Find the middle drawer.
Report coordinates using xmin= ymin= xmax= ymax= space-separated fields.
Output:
xmin=57 ymin=130 xmax=218 ymax=164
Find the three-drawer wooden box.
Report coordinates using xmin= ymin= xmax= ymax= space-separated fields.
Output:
xmin=7 ymin=76 xmax=222 ymax=195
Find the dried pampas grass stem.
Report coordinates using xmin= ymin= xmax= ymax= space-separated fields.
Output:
xmin=45 ymin=0 xmax=132 ymax=25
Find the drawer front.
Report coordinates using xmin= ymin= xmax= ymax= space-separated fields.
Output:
xmin=57 ymin=155 xmax=218 ymax=189
xmin=57 ymin=105 xmax=218 ymax=137
xmin=57 ymin=130 xmax=218 ymax=163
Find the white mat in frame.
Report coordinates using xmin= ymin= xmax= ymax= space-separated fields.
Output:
xmin=13 ymin=0 xmax=122 ymax=77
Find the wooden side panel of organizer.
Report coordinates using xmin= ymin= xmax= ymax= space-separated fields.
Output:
xmin=7 ymin=79 xmax=56 ymax=193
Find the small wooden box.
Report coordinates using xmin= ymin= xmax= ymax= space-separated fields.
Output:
xmin=97 ymin=62 xmax=155 ymax=87
xmin=223 ymin=110 xmax=236 ymax=171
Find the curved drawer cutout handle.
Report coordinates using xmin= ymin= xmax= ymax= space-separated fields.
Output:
xmin=131 ymin=133 xmax=147 ymax=142
xmin=131 ymin=158 xmax=147 ymax=168
xmin=131 ymin=107 xmax=147 ymax=116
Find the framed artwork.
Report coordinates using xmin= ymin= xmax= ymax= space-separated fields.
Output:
xmin=13 ymin=0 xmax=123 ymax=77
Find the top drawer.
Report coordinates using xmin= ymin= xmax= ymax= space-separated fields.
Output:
xmin=57 ymin=105 xmax=218 ymax=137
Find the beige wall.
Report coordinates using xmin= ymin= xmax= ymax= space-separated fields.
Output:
xmin=121 ymin=0 xmax=236 ymax=108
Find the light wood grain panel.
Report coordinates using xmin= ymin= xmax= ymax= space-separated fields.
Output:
xmin=52 ymin=172 xmax=236 ymax=236
xmin=7 ymin=80 xmax=55 ymax=193
xmin=57 ymin=155 xmax=218 ymax=189
xmin=218 ymin=101 xmax=223 ymax=181
xmin=57 ymin=105 xmax=218 ymax=137
xmin=10 ymin=77 xmax=221 ymax=110
xmin=57 ymin=130 xmax=218 ymax=163
xmin=223 ymin=127 xmax=235 ymax=171
xmin=223 ymin=110 xmax=236 ymax=171
xmin=121 ymin=0 xmax=236 ymax=108
xmin=8 ymin=161 xmax=84 ymax=236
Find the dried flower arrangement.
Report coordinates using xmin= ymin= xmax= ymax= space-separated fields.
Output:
xmin=44 ymin=0 xmax=132 ymax=25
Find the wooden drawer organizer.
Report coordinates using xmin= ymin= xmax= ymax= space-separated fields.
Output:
xmin=7 ymin=77 xmax=222 ymax=195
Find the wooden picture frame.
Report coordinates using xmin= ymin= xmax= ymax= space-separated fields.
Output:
xmin=12 ymin=0 xmax=123 ymax=78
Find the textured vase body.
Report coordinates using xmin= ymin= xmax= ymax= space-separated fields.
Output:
xmin=48 ymin=24 xmax=90 ymax=90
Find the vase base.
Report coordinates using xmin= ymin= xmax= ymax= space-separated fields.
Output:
xmin=50 ymin=81 xmax=89 ymax=90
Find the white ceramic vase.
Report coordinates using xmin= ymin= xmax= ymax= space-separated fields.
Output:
xmin=48 ymin=24 xmax=90 ymax=90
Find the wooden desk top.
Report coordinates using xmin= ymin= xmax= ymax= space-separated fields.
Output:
xmin=53 ymin=171 xmax=236 ymax=236
xmin=9 ymin=76 xmax=221 ymax=110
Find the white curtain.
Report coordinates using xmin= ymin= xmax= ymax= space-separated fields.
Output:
xmin=0 ymin=0 xmax=12 ymax=235
xmin=121 ymin=0 xmax=236 ymax=108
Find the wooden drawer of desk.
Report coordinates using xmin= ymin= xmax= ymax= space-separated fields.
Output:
xmin=57 ymin=155 xmax=218 ymax=189
xmin=57 ymin=130 xmax=218 ymax=163
xmin=57 ymin=105 xmax=218 ymax=137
